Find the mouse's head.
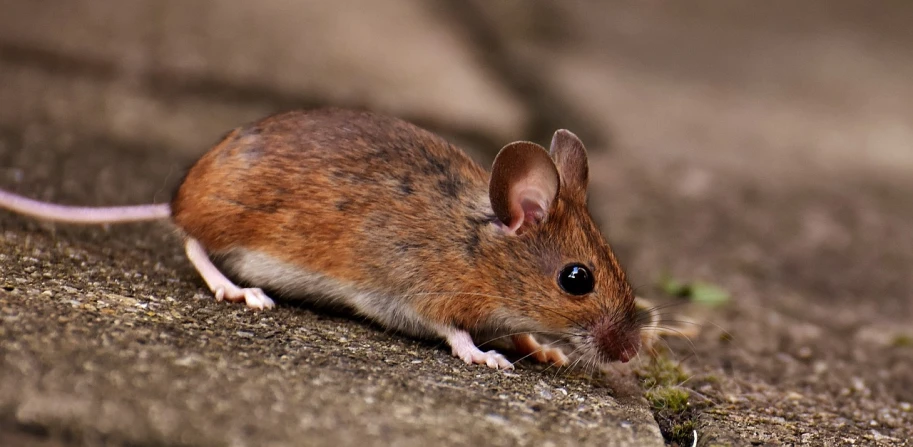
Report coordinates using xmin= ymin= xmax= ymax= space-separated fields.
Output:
xmin=487 ymin=130 xmax=641 ymax=364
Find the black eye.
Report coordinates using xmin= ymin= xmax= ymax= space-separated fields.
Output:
xmin=558 ymin=264 xmax=594 ymax=296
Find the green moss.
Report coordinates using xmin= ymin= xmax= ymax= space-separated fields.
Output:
xmin=645 ymin=386 xmax=690 ymax=412
xmin=669 ymin=419 xmax=697 ymax=445
xmin=636 ymin=355 xmax=689 ymax=389
xmin=637 ymin=355 xmax=702 ymax=446
xmin=646 ymin=386 xmax=697 ymax=445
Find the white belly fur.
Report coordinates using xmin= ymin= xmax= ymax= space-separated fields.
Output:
xmin=215 ymin=248 xmax=436 ymax=338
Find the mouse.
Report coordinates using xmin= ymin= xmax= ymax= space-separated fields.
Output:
xmin=0 ymin=108 xmax=676 ymax=370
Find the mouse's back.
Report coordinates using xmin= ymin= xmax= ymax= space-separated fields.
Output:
xmin=171 ymin=109 xmax=491 ymax=304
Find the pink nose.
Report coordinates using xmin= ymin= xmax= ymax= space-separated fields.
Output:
xmin=591 ymin=316 xmax=641 ymax=363
xmin=617 ymin=347 xmax=636 ymax=363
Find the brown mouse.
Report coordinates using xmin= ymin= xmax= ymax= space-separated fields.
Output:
xmin=0 ymin=108 xmax=648 ymax=369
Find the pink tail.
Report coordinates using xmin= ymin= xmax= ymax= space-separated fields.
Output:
xmin=0 ymin=188 xmax=171 ymax=224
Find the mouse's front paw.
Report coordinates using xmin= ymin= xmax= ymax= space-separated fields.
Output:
xmin=456 ymin=348 xmax=513 ymax=370
xmin=532 ymin=345 xmax=568 ymax=366
xmin=214 ymin=285 xmax=276 ymax=310
xmin=442 ymin=327 xmax=513 ymax=370
xmin=512 ymin=334 xmax=568 ymax=366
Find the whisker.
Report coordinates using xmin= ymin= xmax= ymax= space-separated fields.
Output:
xmin=642 ymin=319 xmax=705 ymax=330
xmin=511 ymin=350 xmax=543 ymax=366
xmin=508 ymin=337 xmax=568 ymax=367
xmin=643 ymin=326 xmax=699 ymax=357
xmin=635 ymin=300 xmax=733 ymax=338
xmin=639 ymin=332 xmax=674 ymax=357
xmin=635 ymin=307 xmax=700 ymax=317
xmin=634 ymin=306 xmax=680 ymax=319
xmin=643 ymin=317 xmax=731 ymax=344
xmin=639 ymin=300 xmax=692 ymax=310
xmin=635 ymin=306 xmax=692 ymax=320
xmin=477 ymin=330 xmax=579 ymax=347
xmin=565 ymin=343 xmax=594 ymax=375
xmin=545 ymin=344 xmax=586 ymax=376
xmin=585 ymin=348 xmax=600 ymax=377
xmin=686 ymin=319 xmax=731 ymax=339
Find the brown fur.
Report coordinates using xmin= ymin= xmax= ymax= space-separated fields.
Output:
xmin=172 ymin=108 xmax=639 ymax=360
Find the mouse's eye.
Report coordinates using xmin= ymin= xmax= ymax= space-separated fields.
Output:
xmin=558 ymin=264 xmax=594 ymax=296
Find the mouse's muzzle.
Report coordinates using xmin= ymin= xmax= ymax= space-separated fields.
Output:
xmin=589 ymin=314 xmax=642 ymax=363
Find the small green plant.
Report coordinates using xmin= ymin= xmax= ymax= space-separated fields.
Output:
xmin=638 ymin=355 xmax=689 ymax=389
xmin=669 ymin=419 xmax=697 ymax=445
xmin=659 ymin=273 xmax=730 ymax=307
xmin=645 ymin=386 xmax=690 ymax=413
xmin=891 ymin=334 xmax=913 ymax=347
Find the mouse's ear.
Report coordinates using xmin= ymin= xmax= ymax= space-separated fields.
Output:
xmin=489 ymin=141 xmax=560 ymax=234
xmin=549 ymin=129 xmax=589 ymax=201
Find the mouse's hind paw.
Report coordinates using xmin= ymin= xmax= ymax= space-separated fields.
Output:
xmin=185 ymin=237 xmax=276 ymax=310
xmin=214 ymin=285 xmax=275 ymax=310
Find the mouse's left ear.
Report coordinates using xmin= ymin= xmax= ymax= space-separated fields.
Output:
xmin=549 ymin=129 xmax=589 ymax=202
xmin=489 ymin=142 xmax=560 ymax=234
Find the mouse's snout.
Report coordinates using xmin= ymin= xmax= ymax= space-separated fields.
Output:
xmin=590 ymin=314 xmax=641 ymax=363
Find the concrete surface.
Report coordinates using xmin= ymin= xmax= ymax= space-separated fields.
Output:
xmin=1 ymin=1 xmax=912 ymax=446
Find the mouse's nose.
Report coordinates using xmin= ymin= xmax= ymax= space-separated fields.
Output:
xmin=616 ymin=346 xmax=637 ymax=363
xmin=590 ymin=315 xmax=641 ymax=363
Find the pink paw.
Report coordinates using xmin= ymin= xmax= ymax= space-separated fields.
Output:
xmin=512 ymin=334 xmax=568 ymax=366
xmin=453 ymin=347 xmax=514 ymax=370
xmin=444 ymin=327 xmax=514 ymax=370
xmin=214 ymin=285 xmax=275 ymax=310
xmin=532 ymin=345 xmax=569 ymax=366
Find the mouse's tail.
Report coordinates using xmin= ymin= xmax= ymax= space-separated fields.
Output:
xmin=0 ymin=188 xmax=171 ymax=224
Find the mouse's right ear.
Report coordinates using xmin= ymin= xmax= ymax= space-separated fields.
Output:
xmin=489 ymin=142 xmax=560 ymax=234
xmin=549 ymin=129 xmax=589 ymax=202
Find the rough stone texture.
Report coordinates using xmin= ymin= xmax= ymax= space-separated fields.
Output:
xmin=2 ymin=1 xmax=913 ymax=446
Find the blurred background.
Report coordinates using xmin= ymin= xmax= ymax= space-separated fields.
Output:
xmin=1 ymin=0 xmax=911 ymax=443
xmin=1 ymin=0 xmax=911 ymax=174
